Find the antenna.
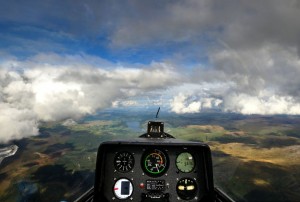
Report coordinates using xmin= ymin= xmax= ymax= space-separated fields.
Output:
xmin=155 ymin=107 xmax=160 ymax=119
xmin=139 ymin=107 xmax=175 ymax=139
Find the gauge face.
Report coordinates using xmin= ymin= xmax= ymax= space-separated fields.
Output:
xmin=142 ymin=149 xmax=168 ymax=177
xmin=176 ymin=152 xmax=195 ymax=173
xmin=176 ymin=178 xmax=197 ymax=200
xmin=113 ymin=178 xmax=133 ymax=200
xmin=114 ymin=151 xmax=134 ymax=172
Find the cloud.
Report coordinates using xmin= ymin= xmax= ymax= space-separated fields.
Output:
xmin=170 ymin=93 xmax=201 ymax=114
xmin=2 ymin=1 xmax=300 ymax=51
xmin=107 ymin=0 xmax=300 ymax=53
xmin=170 ymin=93 xmax=222 ymax=114
xmin=112 ymin=100 xmax=138 ymax=108
xmin=2 ymin=1 xmax=300 ymax=142
xmin=0 ymin=104 xmax=39 ymax=143
xmin=1 ymin=45 xmax=300 ymax=143
xmin=0 ymin=69 xmax=39 ymax=142
xmin=171 ymin=43 xmax=300 ymax=115
xmin=223 ymin=92 xmax=300 ymax=115
xmin=0 ymin=54 xmax=179 ymax=143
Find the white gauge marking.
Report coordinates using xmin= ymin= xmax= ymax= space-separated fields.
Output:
xmin=113 ymin=178 xmax=133 ymax=200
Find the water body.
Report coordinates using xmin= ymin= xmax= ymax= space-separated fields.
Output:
xmin=17 ymin=180 xmax=39 ymax=201
xmin=0 ymin=145 xmax=18 ymax=165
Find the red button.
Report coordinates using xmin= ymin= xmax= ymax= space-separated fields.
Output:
xmin=139 ymin=183 xmax=145 ymax=189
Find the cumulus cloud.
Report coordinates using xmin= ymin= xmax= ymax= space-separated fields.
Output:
xmin=223 ymin=92 xmax=300 ymax=115
xmin=170 ymin=93 xmax=222 ymax=114
xmin=170 ymin=43 xmax=300 ymax=115
xmin=0 ymin=54 xmax=179 ymax=143
xmin=170 ymin=93 xmax=201 ymax=114
xmin=0 ymin=104 xmax=39 ymax=143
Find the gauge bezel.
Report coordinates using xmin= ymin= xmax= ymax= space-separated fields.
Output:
xmin=112 ymin=178 xmax=133 ymax=200
xmin=175 ymin=152 xmax=195 ymax=173
xmin=114 ymin=151 xmax=135 ymax=173
xmin=176 ymin=178 xmax=198 ymax=200
xmin=141 ymin=148 xmax=169 ymax=177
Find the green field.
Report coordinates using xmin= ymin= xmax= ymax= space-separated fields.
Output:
xmin=0 ymin=112 xmax=300 ymax=201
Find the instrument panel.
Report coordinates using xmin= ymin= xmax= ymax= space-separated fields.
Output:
xmin=94 ymin=139 xmax=214 ymax=202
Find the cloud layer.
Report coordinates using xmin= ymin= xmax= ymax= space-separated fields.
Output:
xmin=0 ymin=54 xmax=179 ymax=143
xmin=1 ymin=1 xmax=300 ymax=142
xmin=2 ymin=43 xmax=300 ymax=143
xmin=2 ymin=1 xmax=300 ymax=53
xmin=170 ymin=43 xmax=300 ymax=115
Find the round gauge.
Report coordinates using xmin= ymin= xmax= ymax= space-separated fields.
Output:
xmin=113 ymin=178 xmax=133 ymax=200
xmin=114 ymin=151 xmax=134 ymax=173
xmin=176 ymin=152 xmax=195 ymax=173
xmin=176 ymin=178 xmax=197 ymax=200
xmin=142 ymin=149 xmax=168 ymax=177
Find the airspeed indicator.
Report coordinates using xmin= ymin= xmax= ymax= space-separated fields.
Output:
xmin=142 ymin=149 xmax=169 ymax=177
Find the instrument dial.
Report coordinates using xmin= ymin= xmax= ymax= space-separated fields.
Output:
xmin=113 ymin=178 xmax=133 ymax=200
xmin=176 ymin=152 xmax=195 ymax=173
xmin=114 ymin=151 xmax=134 ymax=173
xmin=176 ymin=178 xmax=197 ymax=200
xmin=142 ymin=149 xmax=168 ymax=177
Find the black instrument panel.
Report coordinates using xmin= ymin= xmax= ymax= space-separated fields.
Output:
xmin=94 ymin=138 xmax=214 ymax=202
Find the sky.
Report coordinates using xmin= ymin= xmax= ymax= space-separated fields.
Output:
xmin=1 ymin=0 xmax=300 ymax=142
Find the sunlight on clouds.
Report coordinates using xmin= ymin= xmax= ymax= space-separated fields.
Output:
xmin=0 ymin=104 xmax=39 ymax=143
xmin=170 ymin=93 xmax=223 ymax=114
xmin=108 ymin=62 xmax=179 ymax=89
xmin=112 ymin=100 xmax=138 ymax=108
xmin=2 ymin=39 xmax=300 ymax=142
xmin=223 ymin=92 xmax=300 ymax=115
xmin=0 ymin=57 xmax=179 ymax=143
xmin=171 ymin=93 xmax=202 ymax=113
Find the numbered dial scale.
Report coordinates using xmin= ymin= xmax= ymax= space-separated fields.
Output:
xmin=176 ymin=152 xmax=195 ymax=173
xmin=114 ymin=151 xmax=135 ymax=172
xmin=142 ymin=149 xmax=169 ymax=177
